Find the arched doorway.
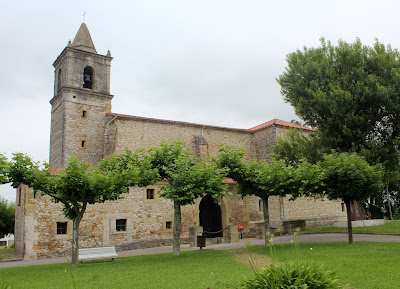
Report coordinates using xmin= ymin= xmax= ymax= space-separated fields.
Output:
xmin=199 ymin=195 xmax=222 ymax=238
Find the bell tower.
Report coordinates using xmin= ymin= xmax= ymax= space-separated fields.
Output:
xmin=49 ymin=23 xmax=113 ymax=168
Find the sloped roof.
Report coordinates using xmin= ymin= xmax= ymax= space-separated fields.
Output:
xmin=107 ymin=113 xmax=314 ymax=133
xmin=106 ymin=113 xmax=250 ymax=132
xmin=248 ymin=118 xmax=315 ymax=132
xmin=70 ymin=23 xmax=97 ymax=53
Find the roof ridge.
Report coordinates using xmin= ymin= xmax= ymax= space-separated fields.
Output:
xmin=106 ymin=113 xmax=315 ymax=132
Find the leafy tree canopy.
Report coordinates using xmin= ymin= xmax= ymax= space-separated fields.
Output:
xmin=149 ymin=141 xmax=229 ymax=256
xmin=321 ymin=152 xmax=383 ymax=203
xmin=320 ymin=152 xmax=384 ymax=243
xmin=0 ymin=196 xmax=15 ymax=238
xmin=273 ymin=129 xmax=325 ymax=165
xmin=7 ymin=153 xmax=152 ymax=266
xmin=216 ymin=145 xmax=324 ymax=243
xmin=0 ymin=154 xmax=9 ymax=184
xmin=277 ymin=38 xmax=400 ymax=168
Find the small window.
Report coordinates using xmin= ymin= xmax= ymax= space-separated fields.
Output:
xmin=259 ymin=200 xmax=263 ymax=211
xmin=341 ymin=203 xmax=346 ymax=212
xmin=146 ymin=189 xmax=155 ymax=199
xmin=82 ymin=110 xmax=86 ymax=118
xmin=73 ymin=95 xmax=76 ymax=99
xmin=81 ymin=140 xmax=86 ymax=148
xmin=57 ymin=222 xmax=68 ymax=235
xmin=116 ymin=219 xmax=127 ymax=232
xmin=166 ymin=221 xmax=172 ymax=230
xmin=83 ymin=66 xmax=94 ymax=89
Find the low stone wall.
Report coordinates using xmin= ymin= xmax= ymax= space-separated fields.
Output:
xmin=334 ymin=219 xmax=385 ymax=228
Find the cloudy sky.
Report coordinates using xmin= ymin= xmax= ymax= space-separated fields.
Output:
xmin=1 ymin=0 xmax=399 ymax=201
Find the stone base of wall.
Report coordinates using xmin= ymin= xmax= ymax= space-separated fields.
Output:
xmin=115 ymin=237 xmax=190 ymax=251
xmin=250 ymin=216 xmax=348 ymax=239
xmin=334 ymin=219 xmax=385 ymax=228
xmin=306 ymin=216 xmax=347 ymax=228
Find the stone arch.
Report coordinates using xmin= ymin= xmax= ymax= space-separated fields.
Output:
xmin=193 ymin=196 xmax=230 ymax=238
xmin=83 ymin=66 xmax=94 ymax=89
xmin=199 ymin=195 xmax=222 ymax=237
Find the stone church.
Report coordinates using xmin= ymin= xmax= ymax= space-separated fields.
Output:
xmin=14 ymin=23 xmax=346 ymax=260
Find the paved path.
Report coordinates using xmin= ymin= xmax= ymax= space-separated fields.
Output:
xmin=1 ymin=233 xmax=399 ymax=269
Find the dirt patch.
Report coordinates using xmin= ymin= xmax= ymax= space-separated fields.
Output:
xmin=229 ymin=250 xmax=274 ymax=270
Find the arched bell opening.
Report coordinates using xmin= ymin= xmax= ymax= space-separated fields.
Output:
xmin=83 ymin=66 xmax=94 ymax=89
xmin=199 ymin=195 xmax=222 ymax=238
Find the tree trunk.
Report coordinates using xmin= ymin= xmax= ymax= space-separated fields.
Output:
xmin=71 ymin=213 xmax=83 ymax=266
xmin=350 ymin=200 xmax=366 ymax=220
xmin=345 ymin=200 xmax=353 ymax=244
xmin=387 ymin=184 xmax=393 ymax=220
xmin=173 ymin=200 xmax=182 ymax=256
xmin=262 ymin=196 xmax=270 ymax=246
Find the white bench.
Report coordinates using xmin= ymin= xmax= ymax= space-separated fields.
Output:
xmin=78 ymin=246 xmax=118 ymax=262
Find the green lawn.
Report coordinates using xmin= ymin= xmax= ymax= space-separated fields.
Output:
xmin=1 ymin=242 xmax=400 ymax=289
xmin=0 ymin=248 xmax=14 ymax=254
xmin=247 ymin=242 xmax=400 ymax=289
xmin=0 ymin=250 xmax=252 ymax=289
xmin=304 ymin=220 xmax=400 ymax=234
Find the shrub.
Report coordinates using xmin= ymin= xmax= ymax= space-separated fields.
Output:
xmin=240 ymin=262 xmax=344 ymax=289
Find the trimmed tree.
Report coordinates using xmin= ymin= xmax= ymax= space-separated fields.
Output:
xmin=149 ymin=141 xmax=228 ymax=256
xmin=320 ymin=152 xmax=383 ymax=243
xmin=217 ymin=146 xmax=324 ymax=245
xmin=7 ymin=153 xmax=152 ymax=266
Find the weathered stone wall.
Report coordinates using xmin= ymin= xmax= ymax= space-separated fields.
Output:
xmin=49 ymin=94 xmax=64 ymax=169
xmin=61 ymin=91 xmax=111 ymax=167
xmin=20 ymin=181 xmax=255 ymax=259
xmin=251 ymin=126 xmax=277 ymax=161
xmin=282 ymin=196 xmax=347 ymax=227
xmin=112 ymin=117 xmax=254 ymax=159
xmin=53 ymin=48 xmax=112 ymax=95
xmin=50 ymin=47 xmax=113 ymax=169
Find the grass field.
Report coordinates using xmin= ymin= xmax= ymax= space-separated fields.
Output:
xmin=303 ymin=220 xmax=400 ymax=234
xmin=1 ymin=242 xmax=400 ymax=289
xmin=0 ymin=250 xmax=252 ymax=289
xmin=247 ymin=242 xmax=400 ymax=289
xmin=0 ymin=248 xmax=14 ymax=254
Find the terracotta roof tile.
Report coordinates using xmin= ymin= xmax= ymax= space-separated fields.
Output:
xmin=223 ymin=177 xmax=235 ymax=184
xmin=248 ymin=119 xmax=315 ymax=132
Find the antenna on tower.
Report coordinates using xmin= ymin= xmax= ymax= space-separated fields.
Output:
xmin=83 ymin=11 xmax=86 ymax=23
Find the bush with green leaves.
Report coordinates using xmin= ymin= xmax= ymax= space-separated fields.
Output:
xmin=240 ymin=262 xmax=344 ymax=289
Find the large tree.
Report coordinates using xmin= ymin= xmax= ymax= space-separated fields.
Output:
xmin=277 ymin=39 xmax=400 ymax=219
xmin=149 ymin=141 xmax=228 ymax=256
xmin=320 ymin=152 xmax=383 ymax=243
xmin=7 ymin=153 xmax=152 ymax=266
xmin=277 ymin=38 xmax=400 ymax=157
